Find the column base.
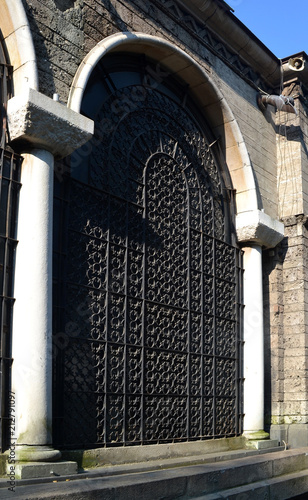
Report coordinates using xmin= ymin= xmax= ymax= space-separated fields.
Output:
xmin=14 ymin=445 xmax=62 ymax=462
xmin=243 ymin=430 xmax=270 ymax=440
xmin=244 ymin=430 xmax=279 ymax=450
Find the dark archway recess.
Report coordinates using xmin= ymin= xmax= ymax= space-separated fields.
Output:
xmin=53 ymin=53 xmax=243 ymax=449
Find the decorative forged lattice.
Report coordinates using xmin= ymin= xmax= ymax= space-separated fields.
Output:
xmin=0 ymin=57 xmax=21 ymax=451
xmin=152 ymin=0 xmax=271 ymax=93
xmin=53 ymin=61 xmax=243 ymax=448
xmin=0 ymin=150 xmax=21 ymax=452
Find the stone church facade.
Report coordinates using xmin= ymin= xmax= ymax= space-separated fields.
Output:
xmin=0 ymin=0 xmax=308 ymax=475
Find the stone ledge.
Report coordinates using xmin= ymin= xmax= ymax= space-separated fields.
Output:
xmin=246 ymin=439 xmax=279 ymax=450
xmin=7 ymin=88 xmax=94 ymax=159
xmin=12 ymin=461 xmax=77 ymax=480
xmin=62 ymin=437 xmax=245 ymax=469
xmin=236 ymin=210 xmax=284 ymax=248
xmin=2 ymin=449 xmax=308 ymax=498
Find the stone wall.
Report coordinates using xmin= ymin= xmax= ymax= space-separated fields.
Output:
xmin=263 ymin=242 xmax=284 ymax=431
xmin=261 ymin=82 xmax=308 ymax=447
xmin=212 ymin=62 xmax=277 ymax=218
xmin=276 ymin=84 xmax=307 ymax=218
xmin=264 ymin=214 xmax=308 ymax=446
xmin=21 ymin=0 xmax=279 ymax=218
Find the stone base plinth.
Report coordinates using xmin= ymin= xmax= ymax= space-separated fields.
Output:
xmin=244 ymin=430 xmax=278 ymax=450
xmin=245 ymin=439 xmax=279 ymax=450
xmin=243 ymin=430 xmax=270 ymax=441
xmin=11 ymin=461 xmax=77 ymax=480
xmin=270 ymin=424 xmax=308 ymax=449
xmin=13 ymin=445 xmax=62 ymax=463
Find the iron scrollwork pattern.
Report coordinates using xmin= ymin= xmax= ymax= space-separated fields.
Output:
xmin=53 ymin=59 xmax=243 ymax=448
xmin=0 ymin=54 xmax=21 ymax=452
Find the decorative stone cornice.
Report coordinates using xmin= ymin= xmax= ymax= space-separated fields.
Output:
xmin=7 ymin=87 xmax=94 ymax=159
xmin=153 ymin=0 xmax=277 ymax=91
xmin=236 ymin=210 xmax=284 ymax=248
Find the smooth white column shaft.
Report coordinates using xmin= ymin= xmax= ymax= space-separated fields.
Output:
xmin=243 ymin=244 xmax=264 ymax=432
xmin=12 ymin=149 xmax=53 ymax=445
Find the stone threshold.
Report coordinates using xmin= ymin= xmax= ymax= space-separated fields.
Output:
xmin=60 ymin=436 xmax=251 ymax=469
xmin=0 ymin=443 xmax=284 ymax=486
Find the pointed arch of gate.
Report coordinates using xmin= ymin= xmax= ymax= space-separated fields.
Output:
xmin=68 ymin=31 xmax=258 ymax=217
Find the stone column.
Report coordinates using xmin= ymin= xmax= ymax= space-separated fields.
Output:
xmin=236 ymin=210 xmax=284 ymax=446
xmin=242 ymin=244 xmax=268 ymax=440
xmin=11 ymin=149 xmax=58 ymax=461
xmin=7 ymin=88 xmax=93 ymax=464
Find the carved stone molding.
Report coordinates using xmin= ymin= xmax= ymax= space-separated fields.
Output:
xmin=153 ymin=0 xmax=274 ymax=92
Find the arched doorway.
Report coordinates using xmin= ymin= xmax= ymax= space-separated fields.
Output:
xmin=53 ymin=52 xmax=243 ymax=449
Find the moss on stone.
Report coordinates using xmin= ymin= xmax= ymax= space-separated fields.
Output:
xmin=61 ymin=450 xmax=98 ymax=470
xmin=0 ymin=454 xmax=7 ymax=477
xmin=244 ymin=430 xmax=270 ymax=441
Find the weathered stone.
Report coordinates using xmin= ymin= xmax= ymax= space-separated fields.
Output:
xmin=7 ymin=87 xmax=93 ymax=158
xmin=3 ymin=0 xmax=308 ymax=470
xmin=236 ymin=210 xmax=284 ymax=248
xmin=13 ymin=460 xmax=77 ymax=480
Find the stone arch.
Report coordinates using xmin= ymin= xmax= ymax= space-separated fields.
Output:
xmin=68 ymin=31 xmax=259 ymax=216
xmin=0 ymin=0 xmax=38 ymax=95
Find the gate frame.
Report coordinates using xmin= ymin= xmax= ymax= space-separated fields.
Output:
xmin=68 ymin=32 xmax=285 ymax=442
xmin=53 ymin=53 xmax=245 ymax=444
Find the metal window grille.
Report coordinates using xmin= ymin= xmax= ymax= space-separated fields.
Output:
xmin=0 ymin=60 xmax=22 ymax=451
xmin=53 ymin=55 xmax=243 ymax=449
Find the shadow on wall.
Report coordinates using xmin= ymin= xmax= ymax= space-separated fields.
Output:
xmin=54 ymin=0 xmax=75 ymax=11
xmin=24 ymin=0 xmax=131 ymax=99
xmin=54 ymin=0 xmax=130 ymax=31
xmin=276 ymin=124 xmax=308 ymax=162
xmin=262 ymin=241 xmax=287 ymax=432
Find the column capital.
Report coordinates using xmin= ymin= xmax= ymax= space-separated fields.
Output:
xmin=236 ymin=210 xmax=284 ymax=248
xmin=7 ymin=87 xmax=94 ymax=158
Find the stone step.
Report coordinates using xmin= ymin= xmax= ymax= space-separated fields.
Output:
xmin=1 ymin=444 xmax=285 ymax=481
xmin=193 ymin=469 xmax=308 ymax=499
xmin=0 ymin=447 xmax=307 ymax=499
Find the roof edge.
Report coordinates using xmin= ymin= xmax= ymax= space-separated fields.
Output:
xmin=177 ymin=0 xmax=282 ymax=87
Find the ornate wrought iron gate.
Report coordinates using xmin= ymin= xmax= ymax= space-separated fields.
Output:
xmin=53 ymin=55 xmax=243 ymax=449
xmin=0 ymin=53 xmax=22 ymax=451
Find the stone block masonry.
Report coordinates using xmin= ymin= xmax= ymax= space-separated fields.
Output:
xmin=265 ymin=215 xmax=308 ymax=446
xmin=22 ymin=0 xmax=279 ymax=220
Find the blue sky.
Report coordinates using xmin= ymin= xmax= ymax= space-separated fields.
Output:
xmin=229 ymin=0 xmax=307 ymax=59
